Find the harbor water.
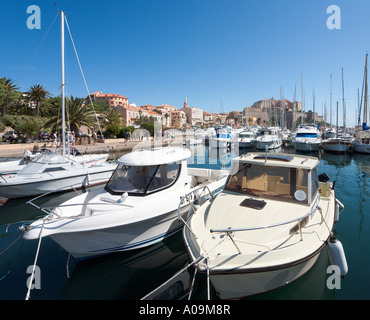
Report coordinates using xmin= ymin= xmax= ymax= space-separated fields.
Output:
xmin=0 ymin=145 xmax=369 ymax=300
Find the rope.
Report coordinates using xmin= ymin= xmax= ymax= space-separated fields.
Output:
xmin=141 ymin=255 xmax=206 ymax=300
xmin=0 ymin=233 xmax=23 ymax=257
xmin=25 ymin=220 xmax=45 ymax=300
xmin=18 ymin=12 xmax=60 ymax=82
xmin=141 ymin=235 xmax=229 ymax=300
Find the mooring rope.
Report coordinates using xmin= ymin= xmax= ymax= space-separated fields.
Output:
xmin=25 ymin=220 xmax=45 ymax=300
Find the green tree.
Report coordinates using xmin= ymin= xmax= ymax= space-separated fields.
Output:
xmin=45 ymin=95 xmax=98 ymax=135
xmin=25 ymin=84 xmax=50 ymax=117
xmin=103 ymin=108 xmax=122 ymax=127
xmin=0 ymin=77 xmax=21 ymax=116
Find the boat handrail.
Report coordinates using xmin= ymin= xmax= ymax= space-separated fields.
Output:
xmin=177 ymin=185 xmax=216 ymax=222
xmin=26 ymin=180 xmax=97 ymax=215
xmin=210 ymin=203 xmax=320 ymax=237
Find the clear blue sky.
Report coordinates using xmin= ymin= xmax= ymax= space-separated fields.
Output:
xmin=1 ymin=0 xmax=370 ymax=125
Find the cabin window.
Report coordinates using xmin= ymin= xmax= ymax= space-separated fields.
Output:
xmin=42 ymin=167 xmax=66 ymax=173
xmin=224 ymin=163 xmax=311 ymax=205
xmin=105 ymin=162 xmax=181 ymax=196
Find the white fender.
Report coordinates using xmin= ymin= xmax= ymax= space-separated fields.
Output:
xmin=328 ymin=237 xmax=348 ymax=277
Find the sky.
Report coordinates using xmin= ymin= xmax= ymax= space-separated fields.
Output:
xmin=1 ymin=0 xmax=370 ymax=125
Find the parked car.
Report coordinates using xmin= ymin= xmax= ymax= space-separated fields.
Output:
xmin=2 ymin=131 xmax=18 ymax=141
xmin=39 ymin=132 xmax=51 ymax=140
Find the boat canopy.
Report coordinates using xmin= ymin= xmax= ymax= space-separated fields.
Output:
xmin=105 ymin=161 xmax=181 ymax=196
xmin=117 ymin=147 xmax=191 ymax=166
xmin=225 ymin=161 xmax=319 ymax=205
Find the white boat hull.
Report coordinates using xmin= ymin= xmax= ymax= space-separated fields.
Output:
xmin=352 ymin=142 xmax=370 ymax=154
xmin=322 ymin=140 xmax=351 ymax=154
xmin=0 ymin=166 xmax=115 ymax=198
xmin=293 ymin=140 xmax=321 ymax=152
xmin=254 ymin=139 xmax=282 ymax=150
xmin=0 ymin=160 xmax=25 ymax=175
xmin=209 ymin=250 xmax=320 ymax=299
xmin=49 ymin=206 xmax=189 ymax=259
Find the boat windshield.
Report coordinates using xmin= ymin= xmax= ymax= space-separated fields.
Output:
xmin=225 ymin=163 xmax=318 ymax=205
xmin=105 ymin=162 xmax=181 ymax=196
xmin=296 ymin=133 xmax=318 ymax=138
xmin=240 ymin=133 xmax=253 ymax=138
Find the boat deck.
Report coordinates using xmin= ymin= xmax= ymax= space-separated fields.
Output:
xmin=185 ymin=183 xmax=335 ymax=272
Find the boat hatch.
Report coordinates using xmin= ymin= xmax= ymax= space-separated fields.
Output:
xmin=105 ymin=162 xmax=181 ymax=196
xmin=253 ymin=154 xmax=294 ymax=162
xmin=239 ymin=198 xmax=266 ymax=210
xmin=225 ymin=163 xmax=319 ymax=205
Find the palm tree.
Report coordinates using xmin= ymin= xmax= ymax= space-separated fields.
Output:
xmin=0 ymin=77 xmax=20 ymax=116
xmin=164 ymin=113 xmax=170 ymax=129
xmin=25 ymin=84 xmax=50 ymax=117
xmin=103 ymin=108 xmax=122 ymax=127
xmin=45 ymin=95 xmax=98 ymax=135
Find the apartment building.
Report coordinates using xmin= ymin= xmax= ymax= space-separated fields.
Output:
xmin=117 ymin=104 xmax=162 ymax=127
xmin=89 ymin=91 xmax=128 ymax=108
xmin=170 ymin=110 xmax=187 ymax=128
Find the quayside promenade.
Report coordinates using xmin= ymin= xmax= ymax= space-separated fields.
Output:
xmin=0 ymin=138 xmax=173 ymax=158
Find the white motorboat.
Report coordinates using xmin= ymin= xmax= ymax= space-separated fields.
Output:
xmin=183 ymin=152 xmax=347 ymax=299
xmin=23 ymin=147 xmax=228 ymax=260
xmin=0 ymin=149 xmax=42 ymax=175
xmin=0 ymin=12 xmax=116 ymax=199
xmin=209 ymin=130 xmax=231 ymax=149
xmin=293 ymin=126 xmax=321 ymax=152
xmin=322 ymin=138 xmax=351 ymax=154
xmin=352 ymin=131 xmax=370 ymax=154
xmin=323 ymin=128 xmax=336 ymax=139
xmin=0 ymin=152 xmax=116 ymax=199
xmin=237 ymin=131 xmax=255 ymax=149
xmin=0 ymin=147 xmax=108 ymax=176
xmin=280 ymin=130 xmax=292 ymax=146
xmin=252 ymin=128 xmax=282 ymax=150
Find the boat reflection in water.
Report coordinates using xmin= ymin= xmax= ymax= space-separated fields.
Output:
xmin=58 ymin=232 xmax=190 ymax=300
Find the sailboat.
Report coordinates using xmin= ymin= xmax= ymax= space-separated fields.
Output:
xmin=322 ymin=71 xmax=352 ymax=154
xmin=353 ymin=54 xmax=370 ymax=154
xmin=0 ymin=11 xmax=116 ymax=199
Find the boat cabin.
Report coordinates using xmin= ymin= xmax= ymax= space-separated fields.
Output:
xmin=224 ymin=153 xmax=320 ymax=205
xmin=239 ymin=132 xmax=254 ymax=139
xmin=105 ymin=147 xmax=191 ymax=196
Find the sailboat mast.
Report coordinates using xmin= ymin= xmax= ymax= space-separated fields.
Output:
xmin=330 ymin=74 xmax=332 ymax=129
xmin=336 ymin=101 xmax=339 ymax=138
xmin=313 ymin=88 xmax=315 ymax=125
xmin=342 ymin=68 xmax=346 ymax=132
xmin=364 ymin=54 xmax=368 ymax=125
xmin=61 ymin=10 xmax=66 ymax=156
xmin=301 ymin=74 xmax=304 ymax=126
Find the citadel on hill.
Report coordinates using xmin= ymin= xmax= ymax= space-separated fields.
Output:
xmin=89 ymin=91 xmax=324 ymax=130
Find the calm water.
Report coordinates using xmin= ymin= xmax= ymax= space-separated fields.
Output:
xmin=0 ymin=145 xmax=369 ymax=300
